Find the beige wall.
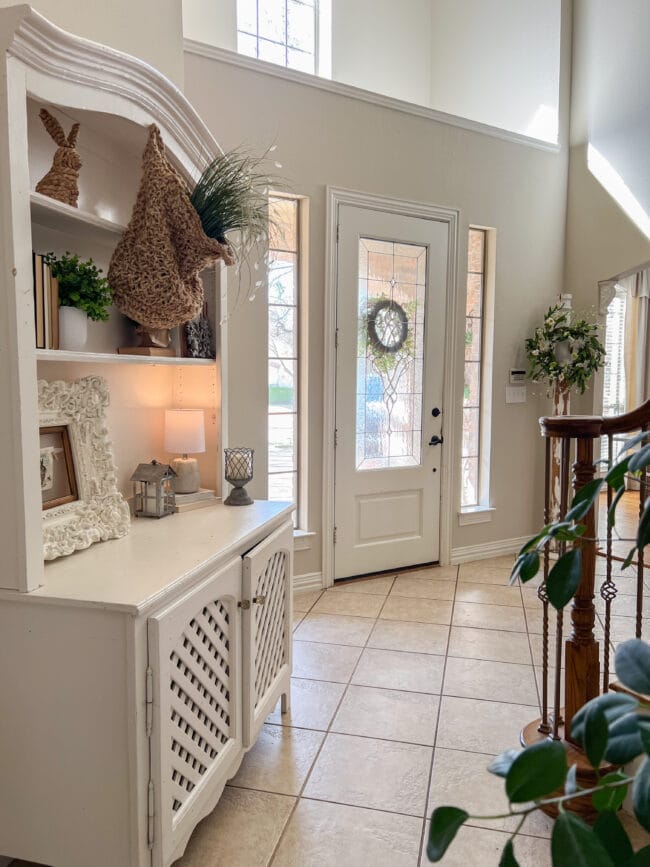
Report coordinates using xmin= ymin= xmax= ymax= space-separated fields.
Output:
xmin=564 ymin=0 xmax=650 ymax=415
xmin=0 ymin=0 xmax=184 ymax=85
xmin=332 ymin=0 xmax=432 ymax=106
xmin=183 ymin=0 xmax=562 ymax=143
xmin=429 ymin=0 xmax=561 ymax=143
xmin=184 ymin=44 xmax=571 ymax=576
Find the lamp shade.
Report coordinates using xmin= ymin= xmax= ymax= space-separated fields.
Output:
xmin=164 ymin=409 xmax=205 ymax=455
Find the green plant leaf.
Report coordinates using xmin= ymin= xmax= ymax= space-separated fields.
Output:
xmin=565 ymin=478 xmax=604 ymax=522
xmin=623 ymin=546 xmax=637 ymax=570
xmin=638 ymin=717 xmax=650 ymax=755
xmin=616 ymin=640 xmax=650 ymax=696
xmin=572 ymin=693 xmax=639 ymax=744
xmin=427 ymin=807 xmax=468 ymax=862
xmin=616 ymin=431 xmax=650 ymax=457
xmin=518 ymin=527 xmax=552 ymax=555
xmin=583 ymin=703 xmax=609 ymax=769
xmin=592 ymin=772 xmax=629 ymax=812
xmin=505 ymin=740 xmax=566 ymax=803
xmin=546 ymin=549 xmax=582 ymax=610
xmin=605 ymin=714 xmax=644 ymax=764
xmin=634 ymin=757 xmax=650 ymax=833
xmin=637 ymin=498 xmax=650 ymax=552
xmin=630 ymin=446 xmax=650 ymax=473
xmin=606 ymin=456 xmax=630 ymax=489
xmin=510 ymin=550 xmax=541 ymax=586
xmin=632 ymin=845 xmax=650 ymax=865
xmin=499 ymin=839 xmax=520 ymax=867
xmin=593 ymin=811 xmax=635 ymax=865
xmin=551 ymin=812 xmax=615 ymax=866
xmin=565 ymin=763 xmax=579 ymax=796
xmin=608 ymin=486 xmax=626 ymax=527
xmin=488 ymin=749 xmax=520 ymax=778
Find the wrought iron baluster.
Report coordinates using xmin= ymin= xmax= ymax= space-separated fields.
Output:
xmin=552 ymin=436 xmax=571 ymax=740
xmin=600 ymin=432 xmax=616 ymax=693
xmin=538 ymin=435 xmax=552 ymax=735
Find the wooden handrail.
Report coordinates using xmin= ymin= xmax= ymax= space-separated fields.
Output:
xmin=539 ymin=399 xmax=650 ymax=439
xmin=602 ymin=399 xmax=650 ymax=434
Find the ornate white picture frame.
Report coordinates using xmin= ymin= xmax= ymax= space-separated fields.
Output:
xmin=38 ymin=375 xmax=130 ymax=560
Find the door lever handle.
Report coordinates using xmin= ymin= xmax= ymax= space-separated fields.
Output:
xmin=429 ymin=435 xmax=443 ymax=446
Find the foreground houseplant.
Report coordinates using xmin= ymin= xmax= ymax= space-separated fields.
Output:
xmin=428 ymin=432 xmax=650 ymax=865
xmin=44 ymin=252 xmax=112 ymax=350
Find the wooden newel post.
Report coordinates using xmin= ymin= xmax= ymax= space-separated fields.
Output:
xmin=565 ymin=433 xmax=600 ymax=742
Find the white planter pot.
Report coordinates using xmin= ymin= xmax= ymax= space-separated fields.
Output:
xmin=59 ymin=306 xmax=88 ymax=351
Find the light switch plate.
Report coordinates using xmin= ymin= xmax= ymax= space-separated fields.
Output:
xmin=506 ymin=385 xmax=527 ymax=404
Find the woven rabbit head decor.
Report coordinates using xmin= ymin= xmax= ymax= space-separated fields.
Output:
xmin=35 ymin=108 xmax=82 ymax=208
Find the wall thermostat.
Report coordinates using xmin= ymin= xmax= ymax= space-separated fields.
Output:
xmin=509 ymin=369 xmax=527 ymax=384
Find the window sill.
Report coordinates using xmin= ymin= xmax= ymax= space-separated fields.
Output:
xmin=294 ymin=529 xmax=316 ymax=551
xmin=458 ymin=506 xmax=495 ymax=526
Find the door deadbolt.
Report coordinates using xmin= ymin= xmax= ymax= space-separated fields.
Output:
xmin=431 ymin=407 xmax=441 ymax=417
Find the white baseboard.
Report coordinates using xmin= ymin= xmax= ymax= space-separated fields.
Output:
xmin=450 ymin=535 xmax=529 ymax=565
xmin=294 ymin=571 xmax=323 ymax=592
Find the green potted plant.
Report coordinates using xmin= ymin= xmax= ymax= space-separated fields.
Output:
xmin=428 ymin=433 xmax=650 ymax=865
xmin=525 ymin=303 xmax=606 ymax=407
xmin=45 ymin=252 xmax=112 ymax=350
xmin=189 ymin=145 xmax=282 ymax=308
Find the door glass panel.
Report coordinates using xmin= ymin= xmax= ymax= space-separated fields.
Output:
xmin=356 ymin=237 xmax=427 ymax=470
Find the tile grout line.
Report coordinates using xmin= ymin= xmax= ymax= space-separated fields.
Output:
xmin=266 ymin=574 xmax=399 ymax=865
xmin=416 ymin=561 xmax=459 ymax=867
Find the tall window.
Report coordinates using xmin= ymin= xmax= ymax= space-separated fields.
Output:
xmin=601 ymin=285 xmax=627 ymax=463
xmin=268 ymin=196 xmax=304 ymax=518
xmin=461 ymin=228 xmax=494 ymax=510
xmin=237 ymin=0 xmax=317 ymax=73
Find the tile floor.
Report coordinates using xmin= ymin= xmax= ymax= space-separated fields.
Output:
xmin=11 ymin=552 xmax=650 ymax=867
xmin=169 ymin=554 xmax=648 ymax=867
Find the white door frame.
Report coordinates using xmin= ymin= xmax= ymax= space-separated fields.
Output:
xmin=322 ymin=187 xmax=460 ymax=588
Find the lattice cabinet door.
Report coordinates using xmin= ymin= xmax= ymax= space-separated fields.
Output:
xmin=242 ymin=520 xmax=293 ymax=746
xmin=148 ymin=557 xmax=243 ymax=867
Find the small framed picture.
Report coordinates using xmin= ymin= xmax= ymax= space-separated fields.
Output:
xmin=40 ymin=425 xmax=78 ymax=510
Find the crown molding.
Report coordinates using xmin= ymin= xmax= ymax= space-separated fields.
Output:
xmin=184 ymin=38 xmax=561 ymax=155
xmin=1 ymin=5 xmax=220 ymax=171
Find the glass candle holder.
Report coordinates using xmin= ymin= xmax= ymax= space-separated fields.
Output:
xmin=224 ymin=447 xmax=254 ymax=506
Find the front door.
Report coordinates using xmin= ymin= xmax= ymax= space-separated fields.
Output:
xmin=334 ymin=204 xmax=448 ymax=579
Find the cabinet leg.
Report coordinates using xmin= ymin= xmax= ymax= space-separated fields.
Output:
xmin=281 ymin=691 xmax=290 ymax=714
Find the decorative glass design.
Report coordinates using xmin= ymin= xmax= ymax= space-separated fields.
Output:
xmin=356 ymin=238 xmax=427 ymax=471
xmin=461 ymin=228 xmax=486 ymax=507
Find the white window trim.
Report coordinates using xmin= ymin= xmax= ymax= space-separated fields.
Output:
xmin=458 ymin=505 xmax=496 ymax=525
xmin=235 ymin=0 xmax=330 ymax=78
xmin=459 ymin=226 xmax=496 ymax=519
xmin=267 ymin=192 xmax=310 ymax=533
xmin=293 ymin=528 xmax=316 ymax=550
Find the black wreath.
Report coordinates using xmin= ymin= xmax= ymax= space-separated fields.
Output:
xmin=367 ymin=299 xmax=409 ymax=354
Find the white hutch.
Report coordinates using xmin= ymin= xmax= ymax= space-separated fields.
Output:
xmin=0 ymin=7 xmax=293 ymax=866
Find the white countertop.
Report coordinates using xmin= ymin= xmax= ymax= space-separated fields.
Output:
xmin=2 ymin=501 xmax=293 ymax=615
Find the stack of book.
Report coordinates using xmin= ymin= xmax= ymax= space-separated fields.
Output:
xmin=33 ymin=252 xmax=59 ymax=349
xmin=174 ymin=488 xmax=219 ymax=513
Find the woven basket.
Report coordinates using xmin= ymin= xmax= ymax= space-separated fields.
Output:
xmin=109 ymin=125 xmax=234 ymax=330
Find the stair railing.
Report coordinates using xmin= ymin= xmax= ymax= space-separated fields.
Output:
xmin=530 ymin=400 xmax=650 ymax=750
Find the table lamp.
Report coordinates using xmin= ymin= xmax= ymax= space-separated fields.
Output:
xmin=164 ymin=409 xmax=205 ymax=494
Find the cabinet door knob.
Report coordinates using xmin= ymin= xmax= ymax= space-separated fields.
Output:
xmin=253 ymin=595 xmax=266 ymax=605
xmin=238 ymin=599 xmax=251 ymax=610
